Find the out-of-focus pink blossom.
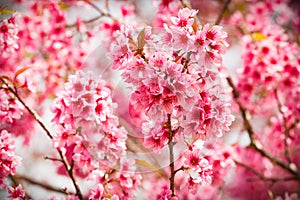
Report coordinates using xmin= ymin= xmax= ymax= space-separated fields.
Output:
xmin=0 ymin=130 xmax=22 ymax=186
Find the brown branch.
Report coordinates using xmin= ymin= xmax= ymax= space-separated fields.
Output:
xmin=13 ymin=174 xmax=74 ymax=195
xmin=65 ymin=16 xmax=103 ymax=28
xmin=167 ymin=114 xmax=175 ymax=196
xmin=44 ymin=156 xmax=64 ymax=163
xmin=0 ymin=77 xmax=84 ymax=200
xmin=215 ymin=0 xmax=231 ymax=25
xmin=9 ymin=175 xmax=32 ymax=199
xmin=235 ymin=160 xmax=298 ymax=183
xmin=226 ymin=77 xmax=300 ymax=180
xmin=81 ymin=0 xmax=113 ymax=19
xmin=287 ymin=119 xmax=299 ymax=132
xmin=174 ymin=166 xmax=184 ymax=175
xmin=65 ymin=0 xmax=115 ymax=28
xmin=0 ymin=77 xmax=53 ymax=139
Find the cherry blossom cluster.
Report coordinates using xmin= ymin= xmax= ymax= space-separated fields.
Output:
xmin=225 ymin=0 xmax=300 ymax=198
xmin=140 ymin=139 xmax=233 ymax=199
xmin=182 ymin=142 xmax=213 ymax=191
xmin=107 ymin=7 xmax=234 ymax=197
xmin=0 ymin=130 xmax=22 ymax=187
xmin=0 ymin=15 xmax=19 ymax=54
xmin=108 ymin=8 xmax=233 ymax=150
xmin=100 ymin=3 xmax=135 ymax=38
xmin=0 ymin=0 xmax=93 ymax=145
xmin=0 ymin=81 xmax=35 ymax=144
xmin=234 ymin=0 xmax=300 ymax=114
xmin=152 ymin=0 xmax=181 ymax=28
xmin=51 ymin=70 xmax=141 ymax=199
xmin=2 ymin=0 xmax=299 ymax=199
xmin=0 ymin=1 xmax=91 ymax=99
xmin=0 ymin=89 xmax=23 ymax=124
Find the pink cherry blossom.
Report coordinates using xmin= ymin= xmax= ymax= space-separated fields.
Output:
xmin=0 ymin=15 xmax=19 ymax=54
xmin=0 ymin=130 xmax=22 ymax=186
xmin=170 ymin=7 xmax=198 ymax=28
xmin=7 ymin=184 xmax=25 ymax=200
xmin=51 ymin=70 xmax=141 ymax=198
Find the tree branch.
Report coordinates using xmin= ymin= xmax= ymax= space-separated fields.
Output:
xmin=235 ymin=160 xmax=298 ymax=183
xmin=226 ymin=77 xmax=300 ymax=180
xmin=215 ymin=0 xmax=231 ymax=25
xmin=0 ymin=77 xmax=84 ymax=200
xmin=167 ymin=114 xmax=175 ymax=196
xmin=13 ymin=174 xmax=74 ymax=195
xmin=65 ymin=0 xmax=115 ymax=28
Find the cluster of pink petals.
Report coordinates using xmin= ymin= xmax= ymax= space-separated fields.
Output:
xmin=0 ymin=130 xmax=22 ymax=186
xmin=182 ymin=142 xmax=213 ymax=194
xmin=152 ymin=0 xmax=181 ymax=28
xmin=51 ymin=70 xmax=141 ymax=199
xmin=0 ymin=90 xmax=24 ymax=124
xmin=156 ymin=185 xmax=178 ymax=200
xmin=0 ymin=0 xmax=94 ymax=146
xmin=235 ymin=1 xmax=300 ymax=114
xmin=275 ymin=193 xmax=299 ymax=200
xmin=7 ymin=184 xmax=25 ymax=200
xmin=108 ymin=7 xmax=234 ymax=150
xmin=0 ymin=15 xmax=19 ymax=54
xmin=0 ymin=1 xmax=90 ymax=100
xmin=0 ymin=80 xmax=35 ymax=145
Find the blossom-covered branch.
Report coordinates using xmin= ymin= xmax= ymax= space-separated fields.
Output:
xmin=0 ymin=76 xmax=84 ymax=199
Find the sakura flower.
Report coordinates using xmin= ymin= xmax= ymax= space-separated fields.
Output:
xmin=0 ymin=90 xmax=24 ymax=124
xmin=107 ymin=7 xmax=233 ymax=151
xmin=156 ymin=186 xmax=178 ymax=200
xmin=170 ymin=8 xmax=198 ymax=28
xmin=88 ymin=185 xmax=104 ymax=200
xmin=183 ymin=148 xmax=202 ymax=169
xmin=52 ymin=70 xmax=141 ymax=198
xmin=0 ymin=130 xmax=22 ymax=186
xmin=0 ymin=15 xmax=19 ymax=54
xmin=7 ymin=184 xmax=25 ymax=200
xmin=120 ymin=4 xmax=135 ymax=18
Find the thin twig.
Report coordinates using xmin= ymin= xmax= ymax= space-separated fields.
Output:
xmin=81 ymin=0 xmax=113 ymax=18
xmin=174 ymin=166 xmax=184 ymax=175
xmin=226 ymin=77 xmax=300 ymax=180
xmin=9 ymin=175 xmax=32 ymax=199
xmin=235 ymin=160 xmax=298 ymax=182
xmin=167 ymin=114 xmax=175 ymax=196
xmin=287 ymin=119 xmax=299 ymax=132
xmin=65 ymin=0 xmax=115 ymax=28
xmin=0 ymin=77 xmax=84 ymax=200
xmin=0 ymin=77 xmax=53 ymax=139
xmin=214 ymin=0 xmax=231 ymax=25
xmin=44 ymin=156 xmax=64 ymax=163
xmin=13 ymin=174 xmax=74 ymax=195
xmin=65 ymin=16 xmax=103 ymax=28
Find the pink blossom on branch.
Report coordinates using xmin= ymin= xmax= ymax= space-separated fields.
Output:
xmin=0 ymin=130 xmax=22 ymax=187
xmin=107 ymin=7 xmax=234 ymax=151
xmin=106 ymin=6 xmax=234 ymax=198
xmin=0 ymin=15 xmax=19 ymax=54
xmin=51 ymin=70 xmax=141 ymax=199
xmin=7 ymin=184 xmax=25 ymax=200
